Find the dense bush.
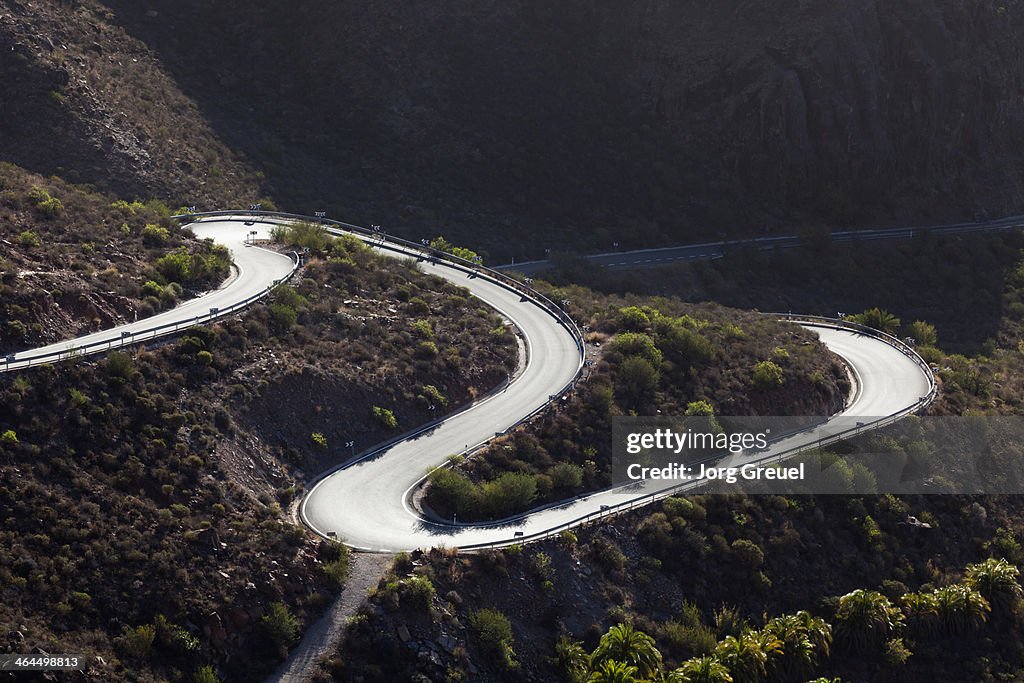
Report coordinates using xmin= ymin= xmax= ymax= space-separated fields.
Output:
xmin=426 ymin=293 xmax=845 ymax=521
xmin=470 ymin=608 xmax=517 ymax=669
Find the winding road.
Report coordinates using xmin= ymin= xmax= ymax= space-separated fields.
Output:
xmin=499 ymin=213 xmax=1024 ymax=276
xmin=1 ymin=218 xmax=296 ymax=372
xmin=3 ymin=214 xmax=936 ymax=553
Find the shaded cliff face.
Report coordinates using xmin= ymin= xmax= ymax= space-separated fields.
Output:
xmin=9 ymin=1 xmax=1024 ymax=255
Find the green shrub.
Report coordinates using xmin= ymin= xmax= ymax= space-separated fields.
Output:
xmin=1 ymin=430 xmax=17 ymax=444
xmin=418 ymin=384 xmax=448 ymax=408
xmin=141 ymin=280 xmax=164 ymax=298
xmin=155 ymin=249 xmax=192 ymax=282
xmin=411 ymin=319 xmax=434 ymax=339
xmin=372 ymin=406 xmax=398 ymax=429
xmin=615 ymin=356 xmax=659 ymax=407
xmin=104 ymin=352 xmax=134 ymax=380
xmin=752 ymin=360 xmax=784 ymax=389
xmin=115 ymin=624 xmax=156 ymax=659
xmin=430 ymin=235 xmax=482 ymax=264
xmin=731 ymin=538 xmax=765 ymax=569
xmin=16 ymin=230 xmax=40 ymax=247
xmin=479 ymin=472 xmax=537 ymax=518
xmin=155 ymin=614 xmax=200 ymax=653
xmin=274 ymin=286 xmax=306 ymax=310
xmin=311 ymin=432 xmax=328 ymax=449
xmin=261 ymin=602 xmax=299 ymax=648
xmin=269 ymin=225 xmax=289 ymax=243
xmin=142 ymin=224 xmax=170 ymax=246
xmin=269 ymin=303 xmax=298 ymax=332
xmin=470 ymin=608 xmax=516 ymax=669
xmin=278 ymin=221 xmax=333 ymax=252
xmin=193 ymin=666 xmax=221 ymax=683
xmin=618 ymin=305 xmax=651 ymax=331
xmin=323 ymin=555 xmax=351 ymax=588
xmin=415 ymin=340 xmax=439 ymax=359
xmin=610 ymin=332 xmax=663 ymax=367
xmin=589 ymin=537 xmax=627 ymax=572
xmin=404 ymin=575 xmax=436 ymax=610
xmin=28 ymin=186 xmax=62 ymax=216
xmin=426 ymin=468 xmax=478 ymax=518
xmin=549 ymin=462 xmax=583 ymax=490
xmin=155 ymin=246 xmax=231 ymax=285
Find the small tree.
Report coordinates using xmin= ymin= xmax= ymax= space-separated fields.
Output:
xmin=674 ymin=655 xmax=733 ymax=682
xmin=470 ymin=608 xmax=517 ymax=669
xmin=261 ymin=602 xmax=299 ymax=648
xmin=965 ymin=557 xmax=1023 ymax=615
xmin=591 ymin=623 xmax=663 ymax=679
xmin=554 ymin=635 xmax=589 ymax=682
xmin=616 ymin=356 xmax=660 ymax=408
xmin=834 ymin=589 xmax=902 ymax=653
xmin=906 ymin=320 xmax=938 ymax=347
xmin=372 ymin=405 xmax=398 ymax=429
xmin=849 ymin=308 xmax=901 ymax=335
xmin=933 ymin=584 xmax=990 ymax=634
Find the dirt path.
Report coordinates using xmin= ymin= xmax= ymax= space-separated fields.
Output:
xmin=264 ymin=552 xmax=393 ymax=682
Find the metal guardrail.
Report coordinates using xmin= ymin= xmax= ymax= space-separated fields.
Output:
xmin=173 ymin=210 xmax=586 ymax=356
xmin=167 ymin=212 xmax=589 ymax=544
xmin=3 ymin=208 xmax=939 ymax=552
xmin=499 ymin=214 xmax=1024 ymax=272
xmin=1 ymin=253 xmax=300 ymax=372
xmin=456 ymin=315 xmax=939 ymax=551
xmin=173 ymin=211 xmax=588 ymax=428
xmin=769 ymin=313 xmax=939 ymax=401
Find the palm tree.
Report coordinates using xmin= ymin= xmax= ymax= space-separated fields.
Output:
xmin=933 ymin=584 xmax=990 ymax=634
xmin=793 ymin=610 xmax=832 ymax=659
xmin=714 ymin=629 xmax=780 ymax=683
xmin=901 ymin=591 xmax=940 ymax=637
xmin=833 ymin=589 xmax=903 ymax=653
xmin=763 ymin=612 xmax=828 ymax=681
xmin=849 ymin=307 xmax=901 ymax=335
xmin=556 ymin=635 xmax=591 ymax=683
xmin=673 ymin=655 xmax=733 ymax=683
xmin=587 ymin=659 xmax=640 ymax=683
xmin=591 ymin=624 xmax=663 ymax=679
xmin=965 ymin=557 xmax=1023 ymax=616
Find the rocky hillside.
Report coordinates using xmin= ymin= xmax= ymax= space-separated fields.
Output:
xmin=5 ymin=0 xmax=1020 ymax=259
xmin=331 ymin=493 xmax=1024 ymax=681
xmin=0 ymin=1 xmax=261 ymax=206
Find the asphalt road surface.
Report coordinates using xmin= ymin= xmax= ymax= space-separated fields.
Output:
xmin=0 ymin=218 xmax=295 ymax=372
xmin=499 ymin=213 xmax=1024 ymax=276
xmin=3 ymin=215 xmax=935 ymax=553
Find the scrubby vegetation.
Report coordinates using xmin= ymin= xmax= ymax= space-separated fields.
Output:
xmin=0 ymin=226 xmax=518 ymax=680
xmin=0 ymin=338 xmax=338 ymax=681
xmin=0 ymin=164 xmax=230 ymax=354
xmin=235 ymin=235 xmax=518 ymax=473
xmin=423 ymin=293 xmax=847 ymax=522
xmin=543 ymin=231 xmax=1024 ymax=356
xmin=331 ymin=493 xmax=1024 ymax=681
xmin=333 ymin=237 xmax=1024 ymax=681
